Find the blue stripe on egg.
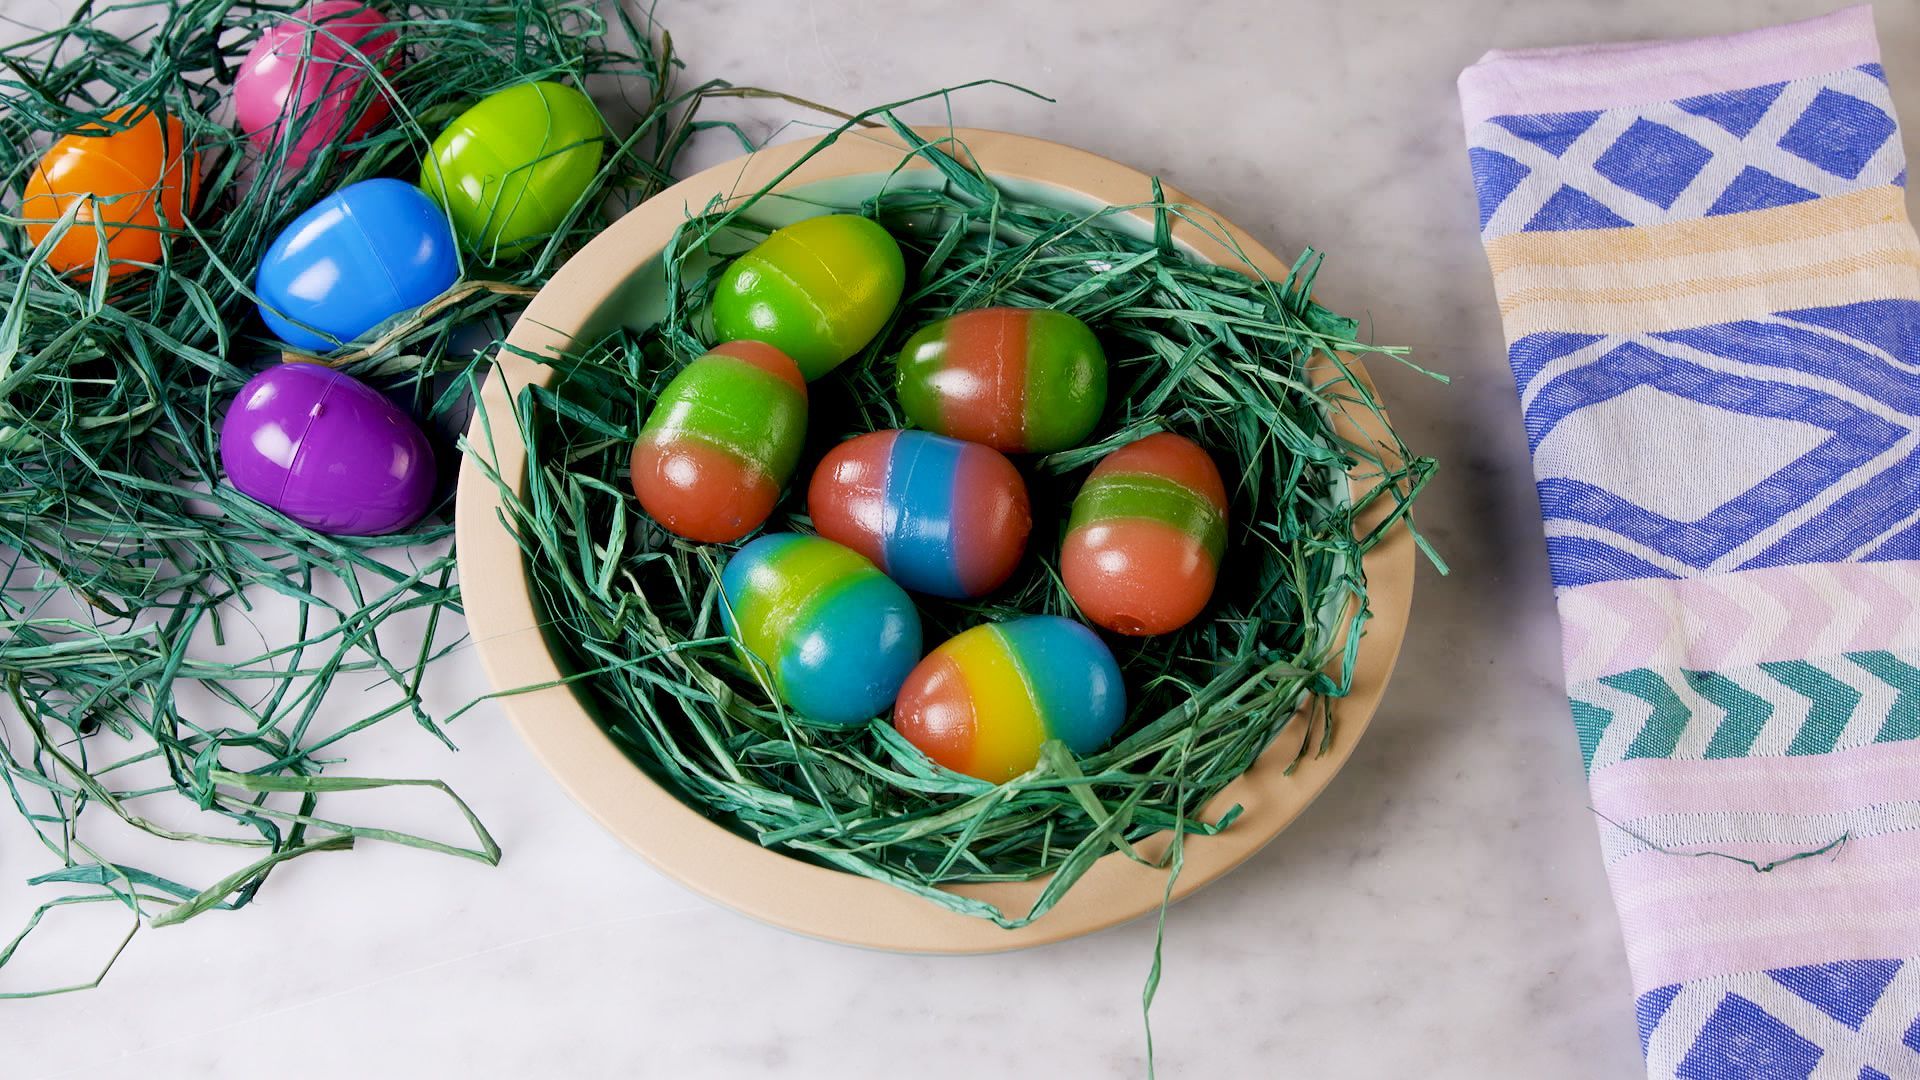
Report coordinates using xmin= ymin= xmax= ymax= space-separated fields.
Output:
xmin=886 ymin=432 xmax=968 ymax=598
xmin=777 ymin=572 xmax=923 ymax=727
xmin=999 ymin=616 xmax=1126 ymax=754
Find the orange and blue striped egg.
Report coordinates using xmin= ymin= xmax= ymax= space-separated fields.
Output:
xmin=807 ymin=429 xmax=1030 ymax=599
xmin=892 ymin=616 xmax=1125 ymax=783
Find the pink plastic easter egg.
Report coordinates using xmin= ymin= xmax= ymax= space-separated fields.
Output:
xmin=234 ymin=1 xmax=399 ymax=171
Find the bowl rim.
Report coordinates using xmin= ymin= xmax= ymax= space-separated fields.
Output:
xmin=453 ymin=126 xmax=1415 ymax=953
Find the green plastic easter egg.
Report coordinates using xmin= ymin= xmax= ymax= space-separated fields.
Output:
xmin=711 ymin=214 xmax=905 ymax=381
xmin=420 ymin=80 xmax=604 ymax=257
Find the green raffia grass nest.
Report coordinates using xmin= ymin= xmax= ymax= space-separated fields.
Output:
xmin=485 ymin=120 xmax=1439 ymax=928
xmin=0 ymin=0 xmax=799 ymax=994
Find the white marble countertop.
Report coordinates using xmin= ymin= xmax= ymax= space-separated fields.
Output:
xmin=5 ymin=1 xmax=1919 ymax=1076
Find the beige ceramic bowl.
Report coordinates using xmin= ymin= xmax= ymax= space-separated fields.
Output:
xmin=455 ymin=127 xmax=1414 ymax=952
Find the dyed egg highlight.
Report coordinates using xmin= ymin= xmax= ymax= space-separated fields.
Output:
xmin=219 ymin=362 xmax=436 ymax=536
xmin=808 ymin=429 xmax=1030 ymax=599
xmin=21 ymin=106 xmax=200 ymax=278
xmin=234 ymin=1 xmax=399 ymax=171
xmin=420 ymin=80 xmax=604 ymax=256
xmin=1062 ymin=433 xmax=1228 ymax=636
xmin=895 ymin=307 xmax=1106 ymax=454
xmin=630 ymin=341 xmax=807 ymax=543
xmin=255 ymin=178 xmax=460 ymax=352
xmin=719 ymin=535 xmax=922 ymax=728
xmin=893 ymin=616 xmax=1125 ymax=783
xmin=711 ymin=214 xmax=905 ymax=381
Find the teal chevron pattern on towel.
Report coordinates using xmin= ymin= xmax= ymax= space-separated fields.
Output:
xmin=1570 ymin=650 xmax=1920 ymax=772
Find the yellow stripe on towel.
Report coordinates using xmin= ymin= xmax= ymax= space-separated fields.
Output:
xmin=1486 ymin=187 xmax=1910 ymax=271
xmin=1485 ymin=187 xmax=1920 ymax=338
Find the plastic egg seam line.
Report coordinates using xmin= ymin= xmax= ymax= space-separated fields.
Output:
xmin=275 ymin=374 xmax=339 ymax=511
xmin=876 ymin=431 xmax=902 ymax=573
xmin=756 ymin=257 xmax=832 ymax=349
xmin=1085 ymin=472 xmax=1222 ymax=536
xmin=995 ymin=312 xmax=1016 ymax=445
xmin=675 ymin=427 xmax=770 ymax=486
xmin=883 ymin=432 xmax=919 ymax=571
xmin=40 ymin=150 xmax=151 ymax=239
xmin=337 ymin=187 xmax=412 ymax=304
xmin=773 ymin=232 xmax=856 ymax=355
xmin=485 ymin=127 xmax=580 ymax=225
xmin=997 ymin=628 xmax=1054 ymax=777
xmin=754 ymin=551 xmax=849 ymax=674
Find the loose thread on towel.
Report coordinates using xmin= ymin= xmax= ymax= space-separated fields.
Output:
xmin=1591 ymin=810 xmax=1851 ymax=873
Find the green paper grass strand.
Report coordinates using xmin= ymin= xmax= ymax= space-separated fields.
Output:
xmin=0 ymin=0 xmax=814 ymax=995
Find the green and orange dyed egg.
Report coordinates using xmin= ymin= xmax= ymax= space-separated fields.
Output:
xmin=630 ymin=341 xmax=807 ymax=543
xmin=895 ymin=307 xmax=1106 ymax=454
xmin=711 ymin=214 xmax=905 ymax=381
xmin=1061 ymin=433 xmax=1228 ymax=636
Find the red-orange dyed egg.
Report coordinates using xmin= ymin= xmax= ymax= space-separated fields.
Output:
xmin=1061 ymin=433 xmax=1228 ymax=636
xmin=630 ymin=341 xmax=808 ymax=543
xmin=21 ymin=106 xmax=201 ymax=278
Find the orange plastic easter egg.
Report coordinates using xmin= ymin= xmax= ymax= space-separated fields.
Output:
xmin=21 ymin=107 xmax=201 ymax=278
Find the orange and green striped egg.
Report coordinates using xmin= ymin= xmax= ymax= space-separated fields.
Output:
xmin=1062 ymin=433 xmax=1228 ymax=636
xmin=895 ymin=307 xmax=1107 ymax=454
xmin=711 ymin=214 xmax=905 ymax=382
xmin=892 ymin=616 xmax=1125 ymax=783
xmin=629 ymin=341 xmax=807 ymax=543
xmin=720 ymin=534 xmax=922 ymax=728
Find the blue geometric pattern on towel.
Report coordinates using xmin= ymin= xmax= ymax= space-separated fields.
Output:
xmin=1469 ymin=65 xmax=1903 ymax=238
xmin=1513 ymin=301 xmax=1920 ymax=588
xmin=1639 ymin=960 xmax=1920 ymax=1079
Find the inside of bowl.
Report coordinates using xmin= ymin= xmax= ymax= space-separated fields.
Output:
xmin=531 ymin=160 xmax=1366 ymax=847
xmin=578 ymin=168 xmax=1206 ymax=341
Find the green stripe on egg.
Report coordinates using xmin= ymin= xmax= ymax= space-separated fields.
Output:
xmin=1067 ymin=471 xmax=1227 ymax=562
xmin=1020 ymin=309 xmax=1107 ymax=452
xmin=731 ymin=535 xmax=874 ymax=677
xmin=638 ymin=352 xmax=806 ymax=474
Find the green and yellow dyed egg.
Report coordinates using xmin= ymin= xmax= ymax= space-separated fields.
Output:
xmin=892 ymin=616 xmax=1126 ymax=783
xmin=719 ymin=534 xmax=922 ymax=728
xmin=895 ymin=307 xmax=1106 ymax=454
xmin=630 ymin=341 xmax=807 ymax=543
xmin=1062 ymin=433 xmax=1227 ymax=636
xmin=420 ymin=80 xmax=604 ymax=256
xmin=711 ymin=214 xmax=905 ymax=381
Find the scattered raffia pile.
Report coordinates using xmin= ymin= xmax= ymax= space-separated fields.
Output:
xmin=0 ymin=0 xmax=785 ymax=995
xmin=482 ymin=117 xmax=1441 ymax=938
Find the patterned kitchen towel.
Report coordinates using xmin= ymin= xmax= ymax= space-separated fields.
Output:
xmin=1459 ymin=7 xmax=1920 ymax=1079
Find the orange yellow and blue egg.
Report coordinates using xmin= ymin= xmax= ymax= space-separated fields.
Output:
xmin=892 ymin=616 xmax=1125 ymax=783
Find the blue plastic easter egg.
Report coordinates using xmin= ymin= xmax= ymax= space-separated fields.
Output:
xmin=255 ymin=178 xmax=459 ymax=352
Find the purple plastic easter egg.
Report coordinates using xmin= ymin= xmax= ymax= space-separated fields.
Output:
xmin=219 ymin=362 xmax=435 ymax=535
xmin=234 ymin=1 xmax=400 ymax=172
